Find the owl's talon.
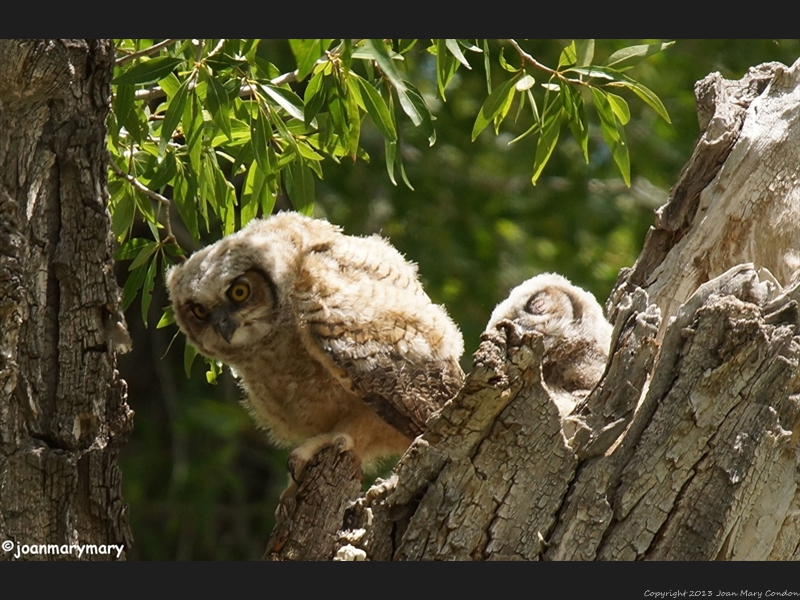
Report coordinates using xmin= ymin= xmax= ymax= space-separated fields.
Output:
xmin=287 ymin=453 xmax=306 ymax=483
xmin=333 ymin=433 xmax=353 ymax=455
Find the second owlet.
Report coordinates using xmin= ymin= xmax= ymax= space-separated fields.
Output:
xmin=486 ymin=273 xmax=612 ymax=406
xmin=166 ymin=212 xmax=465 ymax=476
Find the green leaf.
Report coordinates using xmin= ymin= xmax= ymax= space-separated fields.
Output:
xmin=112 ymin=84 xmax=135 ymax=145
xmin=384 ymin=136 xmax=413 ymax=190
xmin=527 ymin=88 xmax=540 ymax=123
xmin=472 ymin=73 xmax=520 ymax=141
xmin=241 ymin=161 xmax=268 ymax=227
xmin=531 ymin=96 xmax=563 ymax=185
xmin=260 ymin=182 xmax=277 ymax=218
xmin=205 ymin=73 xmax=233 ymax=140
xmin=342 ymin=72 xmax=364 ymax=110
xmin=141 ymin=253 xmax=158 ymax=327
xmin=122 ymin=262 xmax=148 ymax=311
xmin=210 ymin=158 xmax=237 ymax=234
xmin=205 ymin=361 xmax=222 ymax=385
xmin=284 ymin=159 xmax=315 ymax=215
xmin=483 ymin=39 xmax=491 ymax=94
xmin=606 ymin=41 xmax=675 ymax=68
xmin=204 ymin=53 xmax=249 ymax=73
xmin=558 ymin=41 xmax=577 ymax=67
xmin=115 ymin=237 xmax=153 ymax=261
xmin=156 ymin=305 xmax=176 ymax=329
xmin=355 ymin=75 xmax=397 ymax=141
xmin=446 ymin=39 xmax=472 ymax=69
xmin=493 ymin=82 xmax=516 ymax=133
xmin=591 ymin=87 xmax=631 ymax=186
xmin=270 ymin=101 xmax=300 ymax=156
xmin=565 ymin=66 xmax=617 ymax=81
xmin=148 ymin=150 xmax=177 ymax=191
xmin=128 ymin=240 xmax=158 ymax=271
xmin=295 ymin=140 xmax=324 ymax=162
xmin=251 ymin=106 xmax=273 ymax=173
xmin=363 ymin=40 xmax=406 ymax=93
xmin=606 ymin=91 xmax=631 ymax=125
xmin=561 ymin=83 xmax=589 ymax=162
xmin=340 ymin=39 xmax=353 ymax=71
xmin=158 ymin=73 xmax=181 ymax=99
xmin=342 ymin=76 xmax=363 ymax=157
xmin=610 ymin=78 xmax=671 ymax=123
xmin=397 ymin=39 xmax=417 ymax=53
xmin=182 ymin=92 xmax=203 ymax=177
xmin=384 ymin=138 xmax=398 ymax=186
xmin=289 ymin=39 xmax=322 ymax=80
xmin=515 ymin=74 xmax=536 ymax=91
xmin=184 ymin=339 xmax=199 ymax=378
xmin=261 ymin=83 xmax=306 ymax=122
xmin=304 ymin=69 xmax=327 ymax=126
xmin=397 ymin=81 xmax=435 ymax=145
xmin=172 ymin=166 xmax=199 ymax=241
xmin=498 ymin=47 xmax=518 ymax=73
xmin=396 ymin=147 xmax=414 ymax=191
xmin=576 ymin=39 xmax=595 ymax=67
xmin=160 ymin=75 xmax=191 ymax=154
xmin=435 ymin=39 xmax=458 ymax=100
xmin=110 ymin=184 xmax=136 ymax=241
xmin=113 ymin=56 xmax=182 ymax=85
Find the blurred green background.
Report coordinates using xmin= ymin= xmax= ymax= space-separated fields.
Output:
xmin=116 ymin=40 xmax=800 ymax=559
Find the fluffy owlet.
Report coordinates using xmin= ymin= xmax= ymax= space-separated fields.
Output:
xmin=486 ymin=273 xmax=612 ymax=407
xmin=166 ymin=212 xmax=465 ymax=476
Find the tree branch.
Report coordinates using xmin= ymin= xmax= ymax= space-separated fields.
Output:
xmin=108 ymin=158 xmax=176 ymax=245
xmin=115 ymin=39 xmax=181 ymax=66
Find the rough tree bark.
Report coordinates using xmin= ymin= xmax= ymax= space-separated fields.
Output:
xmin=266 ymin=59 xmax=800 ymax=561
xmin=0 ymin=40 xmax=133 ymax=561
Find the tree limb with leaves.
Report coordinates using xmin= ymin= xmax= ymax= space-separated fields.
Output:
xmin=108 ymin=39 xmax=673 ymax=384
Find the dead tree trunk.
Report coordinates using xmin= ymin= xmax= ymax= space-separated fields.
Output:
xmin=0 ymin=40 xmax=133 ymax=561
xmin=267 ymin=60 xmax=800 ymax=561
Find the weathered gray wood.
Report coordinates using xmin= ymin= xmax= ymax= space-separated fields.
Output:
xmin=0 ymin=40 xmax=133 ymax=561
xmin=628 ymin=60 xmax=800 ymax=333
xmin=265 ymin=446 xmax=362 ymax=561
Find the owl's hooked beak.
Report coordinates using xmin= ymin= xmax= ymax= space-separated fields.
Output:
xmin=211 ymin=307 xmax=238 ymax=343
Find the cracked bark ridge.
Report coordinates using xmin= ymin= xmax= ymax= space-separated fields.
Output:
xmin=565 ymin=284 xmax=661 ymax=460
xmin=338 ymin=322 xmax=579 ymax=560
xmin=624 ymin=59 xmax=800 ymax=334
xmin=548 ymin=265 xmax=800 ymax=560
xmin=264 ymin=446 xmax=362 ymax=561
xmin=0 ymin=40 xmax=133 ymax=561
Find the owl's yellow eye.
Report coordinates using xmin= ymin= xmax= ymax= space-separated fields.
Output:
xmin=192 ymin=304 xmax=210 ymax=320
xmin=228 ymin=282 xmax=251 ymax=303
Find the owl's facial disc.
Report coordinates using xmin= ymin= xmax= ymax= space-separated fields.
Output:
xmin=208 ymin=277 xmax=253 ymax=343
xmin=207 ymin=270 xmax=277 ymax=353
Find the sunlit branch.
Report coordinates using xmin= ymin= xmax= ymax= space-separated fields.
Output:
xmin=108 ymin=157 xmax=176 ymax=245
xmin=116 ymin=39 xmax=181 ymax=66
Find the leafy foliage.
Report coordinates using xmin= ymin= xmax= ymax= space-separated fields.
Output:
xmin=109 ymin=39 xmax=672 ymax=357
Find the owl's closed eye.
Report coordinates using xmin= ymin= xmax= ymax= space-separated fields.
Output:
xmin=486 ymin=272 xmax=612 ymax=404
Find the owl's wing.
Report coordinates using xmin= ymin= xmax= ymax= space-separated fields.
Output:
xmin=292 ymin=237 xmax=464 ymax=438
